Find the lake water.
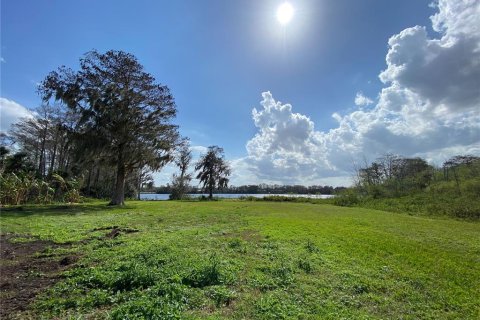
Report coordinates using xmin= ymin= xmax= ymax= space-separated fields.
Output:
xmin=140 ymin=193 xmax=334 ymax=201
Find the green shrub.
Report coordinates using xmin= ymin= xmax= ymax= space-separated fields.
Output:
xmin=110 ymin=262 xmax=157 ymax=291
xmin=238 ymin=195 xmax=260 ymax=201
xmin=182 ymin=254 xmax=225 ymax=288
xmin=333 ymin=189 xmax=361 ymax=207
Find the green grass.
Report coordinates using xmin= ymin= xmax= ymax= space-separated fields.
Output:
xmin=1 ymin=200 xmax=479 ymax=319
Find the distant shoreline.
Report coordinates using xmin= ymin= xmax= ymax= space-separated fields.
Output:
xmin=139 ymin=193 xmax=335 ymax=200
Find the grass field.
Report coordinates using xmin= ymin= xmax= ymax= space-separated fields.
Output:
xmin=1 ymin=200 xmax=479 ymax=319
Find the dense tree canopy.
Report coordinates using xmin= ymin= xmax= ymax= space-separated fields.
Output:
xmin=40 ymin=50 xmax=179 ymax=205
xmin=355 ymin=154 xmax=434 ymax=197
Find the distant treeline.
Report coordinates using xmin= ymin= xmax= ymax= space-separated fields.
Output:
xmin=147 ymin=184 xmax=346 ymax=195
xmin=334 ymin=154 xmax=480 ymax=219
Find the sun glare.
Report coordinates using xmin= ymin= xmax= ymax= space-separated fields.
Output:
xmin=277 ymin=2 xmax=294 ymax=25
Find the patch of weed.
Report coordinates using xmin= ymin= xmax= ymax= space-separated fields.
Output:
xmin=205 ymin=285 xmax=236 ymax=307
xmin=182 ymin=254 xmax=226 ymax=288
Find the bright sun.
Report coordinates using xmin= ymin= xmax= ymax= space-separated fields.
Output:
xmin=277 ymin=2 xmax=294 ymax=25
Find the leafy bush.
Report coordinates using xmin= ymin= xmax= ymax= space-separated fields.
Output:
xmin=333 ymin=189 xmax=361 ymax=207
xmin=0 ymin=172 xmax=82 ymax=205
xmin=238 ymin=195 xmax=260 ymax=201
xmin=198 ymin=195 xmax=219 ymax=201
xmin=110 ymin=262 xmax=157 ymax=291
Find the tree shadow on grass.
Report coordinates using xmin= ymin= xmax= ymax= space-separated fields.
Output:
xmin=0 ymin=203 xmax=137 ymax=217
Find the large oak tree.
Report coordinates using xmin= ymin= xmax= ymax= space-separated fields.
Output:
xmin=40 ymin=50 xmax=179 ymax=205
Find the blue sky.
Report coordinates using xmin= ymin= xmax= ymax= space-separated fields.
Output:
xmin=1 ymin=0 xmax=479 ymax=186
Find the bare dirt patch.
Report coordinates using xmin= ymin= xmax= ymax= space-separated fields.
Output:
xmin=0 ymin=234 xmax=79 ymax=319
xmin=91 ymin=225 xmax=139 ymax=239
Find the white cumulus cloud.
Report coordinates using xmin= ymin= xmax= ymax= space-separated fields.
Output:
xmin=0 ymin=98 xmax=33 ymax=133
xmin=354 ymin=92 xmax=373 ymax=106
xmin=240 ymin=92 xmax=346 ymax=185
xmin=232 ymin=0 xmax=480 ymax=186
xmin=379 ymin=0 xmax=480 ymax=113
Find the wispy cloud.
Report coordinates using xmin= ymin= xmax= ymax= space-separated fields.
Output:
xmin=190 ymin=145 xmax=208 ymax=154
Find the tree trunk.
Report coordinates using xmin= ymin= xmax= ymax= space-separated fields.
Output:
xmin=110 ymin=157 xmax=126 ymax=206
xmin=137 ymin=171 xmax=141 ymax=201
xmin=93 ymin=166 xmax=100 ymax=197
xmin=86 ymin=165 xmax=93 ymax=196
xmin=48 ymin=128 xmax=59 ymax=176
xmin=110 ymin=165 xmax=125 ymax=205
xmin=208 ymin=182 xmax=213 ymax=199
xmin=38 ymin=121 xmax=49 ymax=177
xmin=39 ymin=135 xmax=47 ymax=177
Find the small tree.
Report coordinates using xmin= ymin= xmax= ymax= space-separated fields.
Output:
xmin=170 ymin=140 xmax=192 ymax=200
xmin=132 ymin=166 xmax=153 ymax=200
xmin=195 ymin=146 xmax=231 ymax=199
